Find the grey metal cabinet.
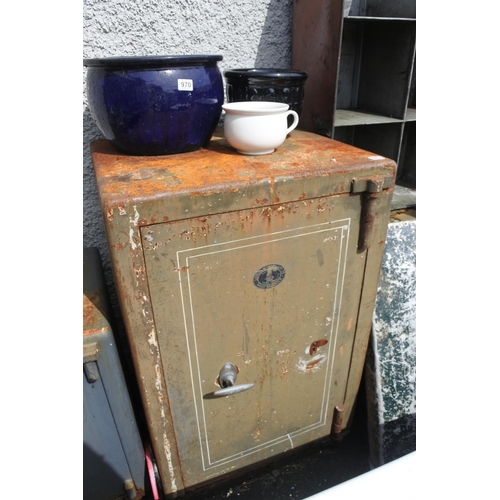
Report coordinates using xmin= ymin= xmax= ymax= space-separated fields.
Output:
xmin=83 ymin=248 xmax=146 ymax=500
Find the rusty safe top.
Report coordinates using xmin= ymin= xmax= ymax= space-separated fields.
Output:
xmin=91 ymin=130 xmax=395 ymax=224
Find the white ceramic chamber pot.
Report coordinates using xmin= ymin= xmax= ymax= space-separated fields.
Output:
xmin=222 ymin=101 xmax=299 ymax=155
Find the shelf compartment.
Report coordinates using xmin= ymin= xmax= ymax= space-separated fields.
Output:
xmin=397 ymin=121 xmax=416 ymax=188
xmin=334 ymin=122 xmax=403 ymax=166
xmin=408 ymin=57 xmax=416 ymax=109
xmin=337 ymin=18 xmax=416 ymax=120
xmin=335 ymin=108 xmax=415 ymax=126
xmin=405 ymin=108 xmax=416 ymax=122
xmin=348 ymin=0 xmax=416 ymax=19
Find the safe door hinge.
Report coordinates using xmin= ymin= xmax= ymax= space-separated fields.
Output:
xmin=333 ymin=404 xmax=345 ymax=434
xmin=351 ymin=175 xmax=393 ymax=194
xmin=352 ymin=176 xmax=393 ymax=251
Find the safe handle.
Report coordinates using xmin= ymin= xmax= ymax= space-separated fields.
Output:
xmin=213 ymin=363 xmax=255 ymax=397
xmin=213 ymin=383 xmax=255 ymax=397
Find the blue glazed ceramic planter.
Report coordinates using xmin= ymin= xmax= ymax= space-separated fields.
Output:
xmin=84 ymin=55 xmax=224 ymax=156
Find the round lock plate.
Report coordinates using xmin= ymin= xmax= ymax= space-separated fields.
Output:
xmin=253 ymin=264 xmax=286 ymax=289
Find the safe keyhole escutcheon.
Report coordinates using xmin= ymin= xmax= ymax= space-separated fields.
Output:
xmin=214 ymin=363 xmax=255 ymax=397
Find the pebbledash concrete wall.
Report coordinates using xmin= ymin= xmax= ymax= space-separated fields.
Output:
xmin=83 ymin=0 xmax=294 ymax=311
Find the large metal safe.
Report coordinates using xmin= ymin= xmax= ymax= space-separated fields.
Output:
xmin=91 ymin=130 xmax=395 ymax=497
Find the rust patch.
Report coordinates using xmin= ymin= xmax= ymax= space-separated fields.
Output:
xmin=83 ymin=326 xmax=109 ymax=336
xmin=90 ymin=130 xmax=395 ymax=209
xmin=333 ymin=404 xmax=345 ymax=434
xmin=347 ymin=317 xmax=353 ymax=330
xmin=305 ymin=357 xmax=323 ymax=371
xmin=279 ymin=364 xmax=289 ymax=378
xmin=261 ymin=207 xmax=272 ymax=219
xmin=358 ymin=191 xmax=381 ymax=251
xmin=134 ymin=488 xmax=146 ymax=500
xmin=255 ymin=198 xmax=268 ymax=205
xmin=113 ymin=242 xmax=127 ymax=251
xmin=83 ymin=295 xmax=110 ymax=336
xmin=297 ymin=354 xmax=327 ymax=373
xmin=309 ymin=339 xmax=328 ymax=355
xmin=339 ymin=345 xmax=344 ymax=356
xmin=85 ymin=289 xmax=101 ymax=305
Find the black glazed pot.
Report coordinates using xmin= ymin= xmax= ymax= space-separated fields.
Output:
xmin=84 ymin=55 xmax=224 ymax=156
xmin=223 ymin=68 xmax=308 ymax=117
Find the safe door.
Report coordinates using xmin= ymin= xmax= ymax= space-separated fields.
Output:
xmin=141 ymin=193 xmax=366 ymax=489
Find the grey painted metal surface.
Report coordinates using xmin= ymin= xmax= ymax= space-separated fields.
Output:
xmin=364 ymin=218 xmax=416 ymax=467
xmin=390 ymin=186 xmax=416 ymax=211
xmin=83 ymin=248 xmax=146 ymax=500
xmin=84 ymin=372 xmax=135 ymax=499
